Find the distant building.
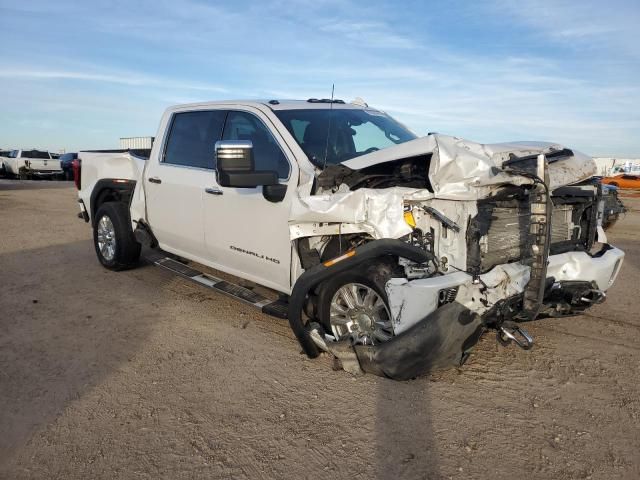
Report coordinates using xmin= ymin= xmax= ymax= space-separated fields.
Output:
xmin=593 ymin=157 xmax=640 ymax=176
xmin=119 ymin=137 xmax=154 ymax=150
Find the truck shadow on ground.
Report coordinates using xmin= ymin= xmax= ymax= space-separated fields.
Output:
xmin=375 ymin=377 xmax=440 ymax=479
xmin=0 ymin=240 xmax=164 ymax=471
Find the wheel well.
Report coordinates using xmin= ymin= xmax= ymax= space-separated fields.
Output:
xmin=90 ymin=179 xmax=136 ymax=225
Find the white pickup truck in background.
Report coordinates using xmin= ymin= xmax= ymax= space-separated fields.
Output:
xmin=74 ymin=99 xmax=625 ymax=379
xmin=2 ymin=149 xmax=62 ymax=179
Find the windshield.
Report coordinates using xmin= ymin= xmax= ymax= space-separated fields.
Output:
xmin=275 ymin=108 xmax=417 ymax=167
xmin=9 ymin=150 xmax=19 ymax=158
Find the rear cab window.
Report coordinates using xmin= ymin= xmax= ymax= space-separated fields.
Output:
xmin=21 ymin=150 xmax=51 ymax=159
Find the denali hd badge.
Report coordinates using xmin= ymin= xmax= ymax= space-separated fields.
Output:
xmin=230 ymin=245 xmax=280 ymax=264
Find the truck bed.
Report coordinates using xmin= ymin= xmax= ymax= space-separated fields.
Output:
xmin=77 ymin=150 xmax=147 ymax=223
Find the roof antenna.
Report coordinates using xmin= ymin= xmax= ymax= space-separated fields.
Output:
xmin=322 ymin=83 xmax=335 ymax=170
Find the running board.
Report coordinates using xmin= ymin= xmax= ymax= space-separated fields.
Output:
xmin=148 ymin=254 xmax=289 ymax=319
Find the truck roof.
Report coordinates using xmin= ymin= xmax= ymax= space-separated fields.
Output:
xmin=168 ymin=99 xmax=372 ymax=112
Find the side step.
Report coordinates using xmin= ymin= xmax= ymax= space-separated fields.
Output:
xmin=148 ymin=254 xmax=288 ymax=319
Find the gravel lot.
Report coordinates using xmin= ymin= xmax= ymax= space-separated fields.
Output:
xmin=1 ymin=180 xmax=639 ymax=479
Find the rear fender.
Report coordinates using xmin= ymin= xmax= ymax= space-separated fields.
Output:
xmin=90 ymin=179 xmax=137 ymax=226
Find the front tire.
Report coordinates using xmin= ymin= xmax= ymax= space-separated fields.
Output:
xmin=93 ymin=202 xmax=141 ymax=271
xmin=317 ymin=260 xmax=395 ymax=345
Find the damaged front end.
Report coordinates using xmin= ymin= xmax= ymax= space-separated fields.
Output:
xmin=288 ymin=135 xmax=625 ymax=380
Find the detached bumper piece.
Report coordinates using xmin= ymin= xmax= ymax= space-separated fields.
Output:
xmin=308 ymin=302 xmax=484 ymax=381
xmin=497 ymin=321 xmax=534 ymax=350
xmin=353 ymin=302 xmax=483 ymax=381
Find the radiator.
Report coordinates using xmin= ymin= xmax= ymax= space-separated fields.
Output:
xmin=479 ymin=204 xmax=575 ymax=270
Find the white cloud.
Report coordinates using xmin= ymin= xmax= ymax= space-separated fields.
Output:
xmin=486 ymin=0 xmax=640 ymax=56
xmin=319 ymin=21 xmax=417 ymax=49
xmin=0 ymin=67 xmax=228 ymax=93
xmin=0 ymin=0 xmax=638 ymax=155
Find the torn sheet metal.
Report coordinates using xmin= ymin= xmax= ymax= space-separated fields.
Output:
xmin=289 ymin=187 xmax=425 ymax=240
xmin=288 ymin=134 xmax=597 ymax=242
xmin=408 ymin=198 xmax=477 ymax=271
xmin=386 ymin=263 xmax=531 ymax=335
xmin=546 ymin=247 xmax=624 ymax=291
xmin=456 ymin=262 xmax=531 ymax=315
xmin=386 ymin=272 xmax=470 ymax=334
xmin=341 ymin=134 xmax=597 ymax=200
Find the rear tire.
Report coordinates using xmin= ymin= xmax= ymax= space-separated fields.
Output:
xmin=93 ymin=202 xmax=141 ymax=271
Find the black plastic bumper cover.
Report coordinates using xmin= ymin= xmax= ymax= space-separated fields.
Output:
xmin=354 ymin=302 xmax=483 ymax=381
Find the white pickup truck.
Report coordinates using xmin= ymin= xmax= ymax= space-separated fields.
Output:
xmin=3 ymin=149 xmax=62 ymax=179
xmin=75 ymin=99 xmax=625 ymax=379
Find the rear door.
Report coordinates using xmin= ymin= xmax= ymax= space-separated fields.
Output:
xmin=144 ymin=109 xmax=227 ymax=260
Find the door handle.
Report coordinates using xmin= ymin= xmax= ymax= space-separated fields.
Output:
xmin=148 ymin=177 xmax=162 ymax=184
xmin=205 ymin=187 xmax=223 ymax=195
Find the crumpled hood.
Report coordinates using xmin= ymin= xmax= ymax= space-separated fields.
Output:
xmin=341 ymin=134 xmax=596 ymax=200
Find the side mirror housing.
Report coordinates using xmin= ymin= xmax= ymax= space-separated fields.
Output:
xmin=216 ymin=140 xmax=254 ymax=173
xmin=216 ymin=140 xmax=278 ymax=188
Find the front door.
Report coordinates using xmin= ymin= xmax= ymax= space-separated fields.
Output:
xmin=203 ymin=109 xmax=295 ymax=293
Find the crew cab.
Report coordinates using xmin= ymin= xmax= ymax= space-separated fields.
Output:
xmin=3 ymin=149 xmax=62 ymax=179
xmin=75 ymin=99 xmax=625 ymax=379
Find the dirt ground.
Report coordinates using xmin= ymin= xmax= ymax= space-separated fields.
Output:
xmin=1 ymin=180 xmax=639 ymax=480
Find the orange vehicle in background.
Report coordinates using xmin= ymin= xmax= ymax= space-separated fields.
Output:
xmin=602 ymin=173 xmax=640 ymax=189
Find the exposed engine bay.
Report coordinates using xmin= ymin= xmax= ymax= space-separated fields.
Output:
xmin=287 ymin=134 xmax=625 ymax=379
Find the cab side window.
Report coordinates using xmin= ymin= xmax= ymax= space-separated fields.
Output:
xmin=164 ymin=110 xmax=227 ymax=169
xmin=222 ymin=111 xmax=290 ymax=179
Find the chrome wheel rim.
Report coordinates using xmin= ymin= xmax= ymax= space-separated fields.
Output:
xmin=97 ymin=215 xmax=116 ymax=261
xmin=329 ymin=283 xmax=393 ymax=345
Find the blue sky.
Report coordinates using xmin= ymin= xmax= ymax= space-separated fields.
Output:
xmin=1 ymin=0 xmax=639 ymax=156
